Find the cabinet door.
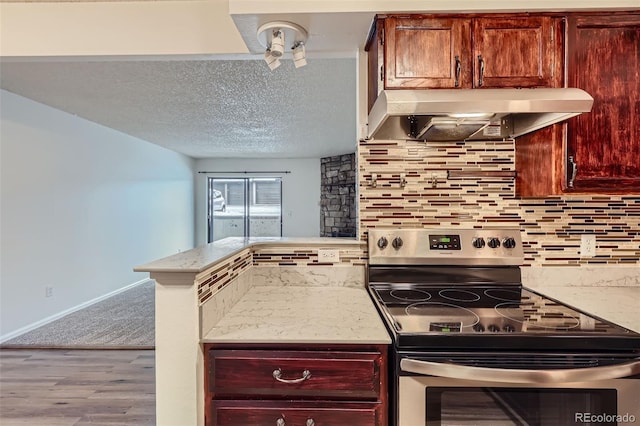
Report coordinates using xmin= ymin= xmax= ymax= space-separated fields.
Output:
xmin=473 ymin=17 xmax=559 ymax=88
xmin=384 ymin=17 xmax=472 ymax=89
xmin=565 ymin=14 xmax=640 ymax=192
xmin=366 ymin=19 xmax=384 ymax=112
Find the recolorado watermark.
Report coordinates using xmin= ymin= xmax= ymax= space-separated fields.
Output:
xmin=575 ymin=412 xmax=636 ymax=423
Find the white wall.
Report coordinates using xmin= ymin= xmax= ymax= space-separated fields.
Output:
xmin=0 ymin=90 xmax=195 ymax=339
xmin=194 ymin=158 xmax=320 ymax=246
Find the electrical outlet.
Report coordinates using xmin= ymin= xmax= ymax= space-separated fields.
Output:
xmin=580 ymin=234 xmax=596 ymax=257
xmin=45 ymin=286 xmax=53 ymax=297
xmin=318 ymin=249 xmax=340 ymax=262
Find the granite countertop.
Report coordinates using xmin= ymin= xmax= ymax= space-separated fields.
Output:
xmin=202 ymin=286 xmax=392 ymax=344
xmin=134 ymin=237 xmax=363 ymax=273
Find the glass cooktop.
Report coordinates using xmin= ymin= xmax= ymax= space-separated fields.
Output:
xmin=369 ymin=284 xmax=640 ymax=350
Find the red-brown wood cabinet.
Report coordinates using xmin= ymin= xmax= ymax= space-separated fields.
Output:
xmin=367 ymin=14 xmax=562 ymax=111
xmin=365 ymin=12 xmax=640 ymax=196
xmin=564 ymin=13 xmax=640 ymax=192
xmin=516 ymin=12 xmax=640 ymax=196
xmin=204 ymin=344 xmax=388 ymax=426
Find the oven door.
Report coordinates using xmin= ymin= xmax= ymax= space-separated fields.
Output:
xmin=398 ymin=356 xmax=640 ymax=426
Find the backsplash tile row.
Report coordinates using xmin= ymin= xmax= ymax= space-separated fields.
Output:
xmin=358 ymin=138 xmax=640 ymax=266
xmin=252 ymin=246 xmax=367 ymax=267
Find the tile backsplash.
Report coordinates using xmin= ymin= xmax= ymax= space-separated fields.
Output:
xmin=196 ymin=244 xmax=367 ymax=305
xmin=359 ymin=138 xmax=640 ymax=266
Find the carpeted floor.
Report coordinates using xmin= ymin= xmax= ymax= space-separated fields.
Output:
xmin=1 ymin=281 xmax=154 ymax=349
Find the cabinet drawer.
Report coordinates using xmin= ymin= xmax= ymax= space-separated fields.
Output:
xmin=210 ymin=400 xmax=382 ymax=426
xmin=209 ymin=349 xmax=382 ymax=399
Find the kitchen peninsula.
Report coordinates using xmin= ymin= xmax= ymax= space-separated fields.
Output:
xmin=134 ymin=237 xmax=391 ymax=426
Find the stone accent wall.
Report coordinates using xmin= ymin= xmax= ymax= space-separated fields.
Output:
xmin=358 ymin=138 xmax=640 ymax=266
xmin=320 ymin=154 xmax=357 ymax=237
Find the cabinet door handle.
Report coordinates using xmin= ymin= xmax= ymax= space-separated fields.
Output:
xmin=306 ymin=419 xmax=316 ymax=426
xmin=276 ymin=418 xmax=285 ymax=426
xmin=477 ymin=55 xmax=485 ymax=87
xmin=454 ymin=55 xmax=461 ymax=87
xmin=568 ymin=155 xmax=578 ymax=188
xmin=272 ymin=368 xmax=312 ymax=384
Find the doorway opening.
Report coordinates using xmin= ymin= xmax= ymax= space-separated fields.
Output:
xmin=207 ymin=177 xmax=283 ymax=242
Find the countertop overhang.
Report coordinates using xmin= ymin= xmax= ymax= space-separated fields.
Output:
xmin=134 ymin=237 xmax=364 ymax=274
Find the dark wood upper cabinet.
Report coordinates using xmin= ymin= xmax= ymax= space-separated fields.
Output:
xmin=367 ymin=19 xmax=384 ymax=113
xmin=473 ymin=17 xmax=559 ymax=88
xmin=565 ymin=14 xmax=640 ymax=192
xmin=366 ymin=12 xmax=639 ymax=196
xmin=383 ymin=16 xmax=472 ymax=89
xmin=373 ymin=15 xmax=560 ymax=95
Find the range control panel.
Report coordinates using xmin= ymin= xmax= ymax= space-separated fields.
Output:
xmin=429 ymin=234 xmax=461 ymax=250
xmin=368 ymin=228 xmax=524 ymax=266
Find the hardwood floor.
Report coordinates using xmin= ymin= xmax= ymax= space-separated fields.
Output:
xmin=0 ymin=349 xmax=155 ymax=426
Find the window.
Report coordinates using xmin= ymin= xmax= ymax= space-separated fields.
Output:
xmin=207 ymin=177 xmax=283 ymax=242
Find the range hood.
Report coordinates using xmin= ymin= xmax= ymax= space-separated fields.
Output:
xmin=366 ymin=88 xmax=594 ymax=142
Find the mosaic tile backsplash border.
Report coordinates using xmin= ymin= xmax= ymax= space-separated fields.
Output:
xmin=196 ymin=248 xmax=253 ymax=305
xmin=358 ymin=138 xmax=640 ymax=266
xmin=196 ymin=245 xmax=367 ymax=305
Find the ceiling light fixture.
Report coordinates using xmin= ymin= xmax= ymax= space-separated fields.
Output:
xmin=257 ymin=21 xmax=308 ymax=70
xmin=269 ymin=29 xmax=285 ymax=57
xmin=292 ymin=42 xmax=307 ymax=68
xmin=264 ymin=49 xmax=281 ymax=70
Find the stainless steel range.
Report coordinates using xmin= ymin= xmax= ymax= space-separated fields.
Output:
xmin=367 ymin=228 xmax=640 ymax=426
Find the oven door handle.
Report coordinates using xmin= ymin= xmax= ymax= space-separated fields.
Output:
xmin=400 ymin=358 xmax=640 ymax=384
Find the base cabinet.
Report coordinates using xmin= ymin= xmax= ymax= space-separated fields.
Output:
xmin=204 ymin=344 xmax=388 ymax=426
xmin=211 ymin=401 xmax=383 ymax=426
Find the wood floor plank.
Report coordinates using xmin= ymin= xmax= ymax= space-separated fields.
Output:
xmin=0 ymin=349 xmax=155 ymax=426
xmin=0 ymin=416 xmax=81 ymax=426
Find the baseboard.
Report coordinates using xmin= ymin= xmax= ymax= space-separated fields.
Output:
xmin=0 ymin=278 xmax=153 ymax=343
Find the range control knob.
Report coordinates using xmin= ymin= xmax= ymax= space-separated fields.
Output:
xmin=487 ymin=324 xmax=501 ymax=333
xmin=472 ymin=323 xmax=485 ymax=333
xmin=377 ymin=237 xmax=388 ymax=250
xmin=472 ymin=237 xmax=486 ymax=249
xmin=392 ymin=237 xmax=404 ymax=250
xmin=503 ymin=324 xmax=516 ymax=333
xmin=503 ymin=237 xmax=517 ymax=249
xmin=487 ymin=237 xmax=501 ymax=249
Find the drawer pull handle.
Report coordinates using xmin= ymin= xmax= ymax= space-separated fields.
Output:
xmin=568 ymin=155 xmax=578 ymax=188
xmin=454 ymin=55 xmax=461 ymax=87
xmin=272 ymin=368 xmax=312 ymax=384
xmin=276 ymin=418 xmax=285 ymax=426
xmin=306 ymin=419 xmax=315 ymax=426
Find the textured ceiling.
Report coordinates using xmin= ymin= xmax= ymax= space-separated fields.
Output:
xmin=0 ymin=58 xmax=358 ymax=159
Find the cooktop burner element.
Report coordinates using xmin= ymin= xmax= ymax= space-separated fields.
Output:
xmin=389 ymin=289 xmax=431 ymax=302
xmin=485 ymin=288 xmax=522 ymax=302
xmin=438 ymin=289 xmax=481 ymax=302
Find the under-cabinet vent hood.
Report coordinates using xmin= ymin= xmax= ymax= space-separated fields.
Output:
xmin=366 ymin=88 xmax=593 ymax=142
